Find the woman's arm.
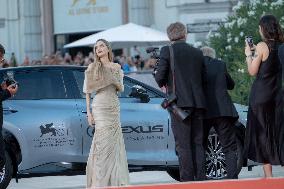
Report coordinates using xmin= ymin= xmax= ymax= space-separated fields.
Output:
xmin=245 ymin=42 xmax=268 ymax=76
xmin=86 ymin=93 xmax=91 ymax=115
xmin=86 ymin=93 xmax=95 ymax=126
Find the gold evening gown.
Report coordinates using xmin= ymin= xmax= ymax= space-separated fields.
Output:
xmin=83 ymin=62 xmax=129 ymax=188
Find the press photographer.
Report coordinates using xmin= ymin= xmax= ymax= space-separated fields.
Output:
xmin=153 ymin=22 xmax=206 ymax=181
xmin=146 ymin=47 xmax=160 ymax=76
xmin=0 ymin=44 xmax=18 ymax=179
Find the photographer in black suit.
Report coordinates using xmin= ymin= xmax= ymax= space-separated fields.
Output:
xmin=0 ymin=44 xmax=18 ymax=175
xmin=200 ymin=46 xmax=239 ymax=179
xmin=154 ymin=22 xmax=207 ymax=181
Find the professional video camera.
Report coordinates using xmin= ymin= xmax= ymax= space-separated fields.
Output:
xmin=146 ymin=47 xmax=160 ymax=76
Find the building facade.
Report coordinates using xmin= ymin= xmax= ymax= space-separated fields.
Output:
xmin=52 ymin=0 xmax=129 ymax=57
xmin=0 ymin=0 xmax=53 ymax=64
xmin=0 ymin=0 xmax=240 ymax=63
xmin=126 ymin=0 xmax=240 ymax=44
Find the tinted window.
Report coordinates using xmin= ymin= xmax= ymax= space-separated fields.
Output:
xmin=119 ymin=78 xmax=161 ymax=98
xmin=7 ymin=70 xmax=67 ymax=100
xmin=118 ymin=78 xmax=133 ymax=98
xmin=72 ymin=70 xmax=160 ymax=98
xmin=73 ymin=69 xmax=86 ymax=98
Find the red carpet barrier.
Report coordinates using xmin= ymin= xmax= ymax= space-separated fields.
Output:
xmin=103 ymin=178 xmax=284 ymax=189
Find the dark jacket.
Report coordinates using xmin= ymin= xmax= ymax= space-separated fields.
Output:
xmin=203 ymin=56 xmax=238 ymax=119
xmin=0 ymin=88 xmax=11 ymax=125
xmin=154 ymin=40 xmax=206 ymax=109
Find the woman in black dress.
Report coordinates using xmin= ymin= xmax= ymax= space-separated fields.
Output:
xmin=244 ymin=15 xmax=284 ymax=177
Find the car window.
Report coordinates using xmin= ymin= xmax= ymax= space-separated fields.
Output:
xmin=72 ymin=70 xmax=160 ymax=98
xmin=72 ymin=69 xmax=97 ymax=99
xmin=119 ymin=78 xmax=160 ymax=98
xmin=118 ymin=78 xmax=133 ymax=98
xmin=73 ymin=69 xmax=87 ymax=98
xmin=5 ymin=70 xmax=67 ymax=100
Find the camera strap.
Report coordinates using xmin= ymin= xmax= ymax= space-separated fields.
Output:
xmin=168 ymin=45 xmax=176 ymax=98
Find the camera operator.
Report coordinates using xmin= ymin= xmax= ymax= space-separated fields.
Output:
xmin=200 ymin=46 xmax=239 ymax=179
xmin=0 ymin=44 xmax=18 ymax=175
xmin=154 ymin=22 xmax=207 ymax=181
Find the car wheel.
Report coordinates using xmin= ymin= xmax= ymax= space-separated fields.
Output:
xmin=167 ymin=128 xmax=244 ymax=181
xmin=206 ymin=129 xmax=243 ymax=180
xmin=0 ymin=152 xmax=13 ymax=189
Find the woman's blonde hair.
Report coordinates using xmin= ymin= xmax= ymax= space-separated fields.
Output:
xmin=91 ymin=39 xmax=114 ymax=80
xmin=94 ymin=39 xmax=113 ymax=63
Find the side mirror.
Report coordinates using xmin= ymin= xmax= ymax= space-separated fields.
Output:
xmin=129 ymin=85 xmax=150 ymax=103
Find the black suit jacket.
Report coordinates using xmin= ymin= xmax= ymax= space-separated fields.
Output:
xmin=155 ymin=40 xmax=206 ymax=109
xmin=203 ymin=56 xmax=238 ymax=119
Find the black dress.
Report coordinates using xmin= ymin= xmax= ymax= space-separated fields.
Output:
xmin=245 ymin=42 xmax=283 ymax=165
xmin=277 ymin=44 xmax=284 ymax=165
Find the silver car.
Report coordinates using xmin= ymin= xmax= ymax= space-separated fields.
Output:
xmin=0 ymin=66 xmax=248 ymax=188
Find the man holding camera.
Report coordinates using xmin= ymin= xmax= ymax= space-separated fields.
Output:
xmin=0 ymin=44 xmax=18 ymax=176
xmin=154 ymin=22 xmax=207 ymax=181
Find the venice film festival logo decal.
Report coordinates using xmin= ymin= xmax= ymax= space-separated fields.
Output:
xmin=33 ymin=123 xmax=75 ymax=148
xmin=39 ymin=123 xmax=63 ymax=137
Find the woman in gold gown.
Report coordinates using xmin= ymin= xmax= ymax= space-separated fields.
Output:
xmin=83 ymin=39 xmax=129 ymax=188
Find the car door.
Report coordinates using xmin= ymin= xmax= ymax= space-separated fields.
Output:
xmin=70 ymin=68 xmax=170 ymax=165
xmin=2 ymin=68 xmax=82 ymax=171
xmin=119 ymin=78 xmax=169 ymax=165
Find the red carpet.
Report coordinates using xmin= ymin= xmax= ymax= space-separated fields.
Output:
xmin=106 ymin=178 xmax=284 ymax=189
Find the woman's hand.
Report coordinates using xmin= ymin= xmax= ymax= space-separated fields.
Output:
xmin=87 ymin=112 xmax=95 ymax=126
xmin=245 ymin=40 xmax=255 ymax=57
xmin=161 ymin=86 xmax=167 ymax=93
xmin=1 ymin=82 xmax=7 ymax=90
xmin=245 ymin=42 xmax=266 ymax=76
xmin=7 ymin=84 xmax=18 ymax=96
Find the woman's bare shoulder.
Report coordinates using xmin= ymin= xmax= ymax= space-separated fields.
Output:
xmin=256 ymin=42 xmax=269 ymax=52
xmin=256 ymin=42 xmax=269 ymax=61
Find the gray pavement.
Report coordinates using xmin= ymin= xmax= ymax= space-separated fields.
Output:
xmin=7 ymin=166 xmax=284 ymax=189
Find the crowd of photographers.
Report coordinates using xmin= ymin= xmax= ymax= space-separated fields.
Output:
xmin=0 ymin=48 xmax=157 ymax=73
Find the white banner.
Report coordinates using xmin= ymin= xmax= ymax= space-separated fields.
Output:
xmin=53 ymin=0 xmax=123 ymax=34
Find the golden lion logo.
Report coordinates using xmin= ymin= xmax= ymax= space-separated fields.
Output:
xmin=72 ymin=0 xmax=97 ymax=7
